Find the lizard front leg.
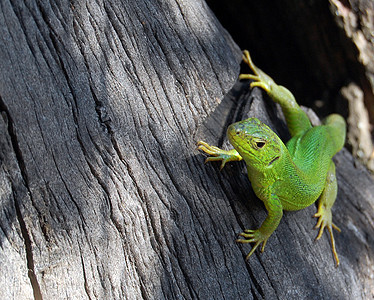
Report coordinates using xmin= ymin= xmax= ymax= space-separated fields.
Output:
xmin=197 ymin=141 xmax=242 ymax=169
xmin=239 ymin=50 xmax=312 ymax=137
xmin=314 ymin=160 xmax=341 ymax=266
xmin=237 ymin=193 xmax=283 ymax=260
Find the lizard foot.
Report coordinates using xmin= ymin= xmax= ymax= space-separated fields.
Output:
xmin=236 ymin=229 xmax=270 ymax=260
xmin=197 ymin=141 xmax=241 ymax=169
xmin=238 ymin=50 xmax=275 ymax=94
xmin=313 ymin=207 xmax=341 ymax=266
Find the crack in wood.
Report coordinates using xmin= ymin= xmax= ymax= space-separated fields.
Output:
xmin=0 ymin=96 xmax=43 ymax=299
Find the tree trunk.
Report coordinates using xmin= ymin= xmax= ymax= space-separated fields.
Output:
xmin=1 ymin=0 xmax=373 ymax=299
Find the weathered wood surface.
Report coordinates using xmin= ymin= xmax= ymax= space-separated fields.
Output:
xmin=0 ymin=0 xmax=374 ymax=299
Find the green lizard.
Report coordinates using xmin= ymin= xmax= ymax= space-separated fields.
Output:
xmin=197 ymin=50 xmax=346 ymax=266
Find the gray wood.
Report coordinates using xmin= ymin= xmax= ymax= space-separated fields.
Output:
xmin=1 ymin=0 xmax=373 ymax=299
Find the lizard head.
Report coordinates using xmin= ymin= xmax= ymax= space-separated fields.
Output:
xmin=227 ymin=118 xmax=284 ymax=169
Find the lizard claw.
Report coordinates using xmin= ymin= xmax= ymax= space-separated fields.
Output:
xmin=197 ymin=141 xmax=241 ymax=169
xmin=313 ymin=209 xmax=341 ymax=266
xmin=238 ymin=50 xmax=274 ymax=94
xmin=236 ymin=229 xmax=270 ymax=260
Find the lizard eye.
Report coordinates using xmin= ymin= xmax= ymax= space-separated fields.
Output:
xmin=255 ymin=141 xmax=266 ymax=149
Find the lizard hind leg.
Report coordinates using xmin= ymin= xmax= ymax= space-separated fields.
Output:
xmin=323 ymin=114 xmax=346 ymax=154
xmin=313 ymin=160 xmax=341 ymax=266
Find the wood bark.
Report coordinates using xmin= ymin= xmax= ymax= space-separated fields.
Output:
xmin=0 ymin=0 xmax=374 ymax=299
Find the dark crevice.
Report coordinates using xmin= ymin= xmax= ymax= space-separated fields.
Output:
xmin=243 ymin=260 xmax=265 ymax=299
xmin=138 ymin=276 xmax=150 ymax=300
xmin=13 ymin=188 xmax=43 ymax=300
xmin=89 ymin=85 xmax=125 ymax=163
xmin=0 ymin=97 xmax=42 ymax=299
xmin=79 ymin=247 xmax=92 ymax=300
xmin=124 ymin=160 xmax=145 ymax=201
xmin=0 ymin=101 xmax=29 ymax=194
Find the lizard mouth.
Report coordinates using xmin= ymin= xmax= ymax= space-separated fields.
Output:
xmin=268 ymin=156 xmax=280 ymax=166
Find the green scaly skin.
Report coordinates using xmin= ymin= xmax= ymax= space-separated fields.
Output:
xmin=197 ymin=50 xmax=346 ymax=266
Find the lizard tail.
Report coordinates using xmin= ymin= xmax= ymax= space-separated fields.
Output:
xmin=324 ymin=114 xmax=346 ymax=153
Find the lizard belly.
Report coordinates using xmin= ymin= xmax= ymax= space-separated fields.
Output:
xmin=277 ymin=180 xmax=324 ymax=211
xmin=279 ymin=193 xmax=318 ymax=211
